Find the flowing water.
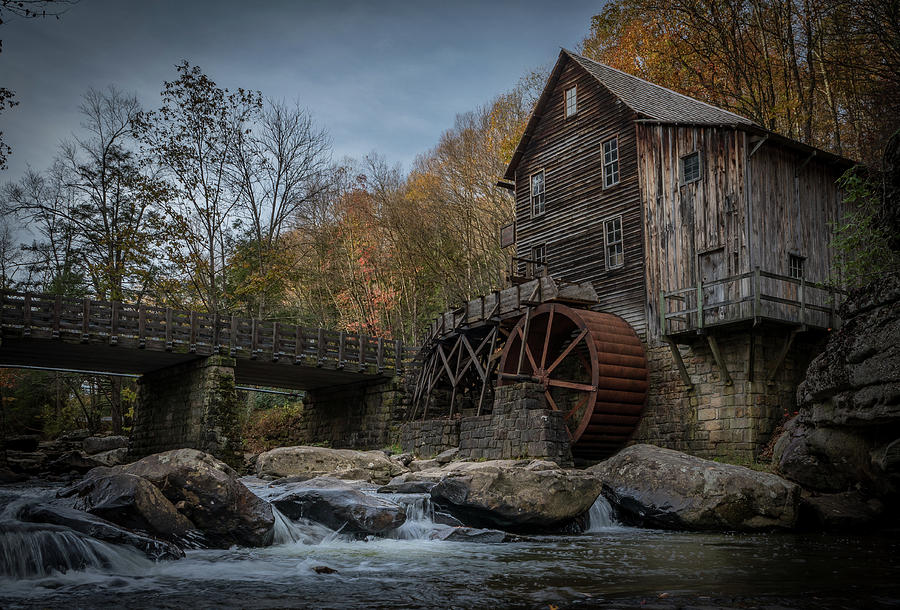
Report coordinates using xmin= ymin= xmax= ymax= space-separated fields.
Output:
xmin=2 ymin=482 xmax=899 ymax=609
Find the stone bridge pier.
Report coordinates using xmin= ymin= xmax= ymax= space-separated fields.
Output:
xmin=130 ymin=355 xmax=242 ymax=469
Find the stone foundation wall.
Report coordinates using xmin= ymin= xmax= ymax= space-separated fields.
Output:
xmin=633 ymin=331 xmax=825 ymax=460
xmin=132 ymin=355 xmax=242 ymax=468
xmin=300 ymin=378 xmax=409 ymax=450
xmin=400 ymin=383 xmax=573 ymax=466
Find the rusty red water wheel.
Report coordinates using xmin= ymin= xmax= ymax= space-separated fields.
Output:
xmin=497 ymin=303 xmax=648 ymax=459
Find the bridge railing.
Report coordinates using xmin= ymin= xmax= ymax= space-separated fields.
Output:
xmin=0 ymin=290 xmax=412 ymax=375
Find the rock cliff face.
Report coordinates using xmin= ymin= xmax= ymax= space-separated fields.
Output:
xmin=774 ymin=273 xmax=900 ymax=508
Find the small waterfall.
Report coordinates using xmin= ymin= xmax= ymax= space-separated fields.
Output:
xmin=585 ymin=495 xmax=618 ymax=532
xmin=272 ymin=507 xmax=338 ymax=545
xmin=387 ymin=494 xmax=447 ymax=540
xmin=0 ymin=523 xmax=150 ymax=579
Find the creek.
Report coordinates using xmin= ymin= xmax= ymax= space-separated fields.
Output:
xmin=1 ymin=480 xmax=899 ymax=609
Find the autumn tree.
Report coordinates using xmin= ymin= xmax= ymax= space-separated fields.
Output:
xmin=141 ymin=62 xmax=262 ymax=313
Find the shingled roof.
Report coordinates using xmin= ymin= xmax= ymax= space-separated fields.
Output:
xmin=563 ymin=50 xmax=758 ymax=128
xmin=502 ymin=49 xmax=851 ymax=181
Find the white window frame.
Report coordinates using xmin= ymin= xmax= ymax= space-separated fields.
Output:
xmin=530 ymin=169 xmax=546 ymax=217
xmin=680 ymin=151 xmax=702 ymax=185
xmin=602 ymin=137 xmax=620 ymax=188
xmin=565 ymin=86 xmax=577 ymax=118
xmin=604 ymin=215 xmax=625 ymax=270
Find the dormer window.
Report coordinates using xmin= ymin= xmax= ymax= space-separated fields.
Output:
xmin=565 ymin=86 xmax=577 ymax=118
xmin=531 ymin=170 xmax=545 ymax=216
xmin=681 ymin=151 xmax=701 ymax=184
xmin=603 ymin=137 xmax=619 ymax=187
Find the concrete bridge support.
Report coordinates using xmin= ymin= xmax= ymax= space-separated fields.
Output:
xmin=131 ymin=355 xmax=242 ymax=468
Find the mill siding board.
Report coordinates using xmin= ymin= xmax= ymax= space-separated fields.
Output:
xmin=506 ymin=49 xmax=852 ymax=344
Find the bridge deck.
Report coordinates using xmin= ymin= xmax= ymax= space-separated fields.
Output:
xmin=0 ymin=291 xmax=414 ymax=390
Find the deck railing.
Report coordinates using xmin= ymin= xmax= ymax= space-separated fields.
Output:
xmin=0 ymin=290 xmax=416 ymax=375
xmin=659 ymin=268 xmax=846 ymax=336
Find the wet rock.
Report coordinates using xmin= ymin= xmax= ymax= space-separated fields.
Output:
xmin=421 ymin=459 xmax=601 ymax=532
xmin=256 ymin=445 xmax=407 ymax=484
xmin=799 ymin=491 xmax=885 ymax=531
xmin=91 ymin=447 xmax=129 ymax=467
xmin=431 ymin=526 xmax=507 ymax=543
xmin=5 ymin=435 xmax=40 ymax=452
xmin=47 ymin=450 xmax=104 ymax=474
xmin=83 ymin=436 xmax=128 ymax=455
xmin=58 ymin=471 xmax=195 ymax=543
xmin=377 ymin=480 xmax=437 ymax=494
xmin=772 ymin=421 xmax=873 ymax=493
xmin=16 ymin=503 xmax=184 ymax=561
xmin=120 ymin=449 xmax=274 ymax=548
xmin=434 ymin=448 xmax=459 ymax=464
xmin=313 ymin=565 xmax=338 ymax=574
xmin=407 ymin=459 xmax=440 ymax=472
xmin=433 ymin=510 xmax=464 ymax=527
xmin=266 ymin=476 xmax=406 ymax=535
xmin=392 ymin=453 xmax=414 ymax=467
xmin=588 ymin=444 xmax=799 ymax=531
xmin=58 ymin=429 xmax=92 ymax=442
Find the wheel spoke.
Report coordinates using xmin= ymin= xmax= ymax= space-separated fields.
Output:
xmin=564 ymin=394 xmax=589 ymax=421
xmin=545 ymin=328 xmax=588 ymax=375
xmin=540 ymin=305 xmax=554 ymax=370
xmin=547 ymin=378 xmax=595 ymax=392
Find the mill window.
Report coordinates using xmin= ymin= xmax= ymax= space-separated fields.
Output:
xmin=603 ymin=137 xmax=619 ymax=187
xmin=604 ymin=216 xmax=624 ymax=269
xmin=531 ymin=244 xmax=547 ymax=275
xmin=531 ymin=170 xmax=545 ymax=216
xmin=789 ymin=254 xmax=805 ymax=280
xmin=565 ymin=86 xmax=577 ymax=118
xmin=681 ymin=151 xmax=701 ymax=184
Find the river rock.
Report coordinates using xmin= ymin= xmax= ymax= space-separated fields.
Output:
xmin=58 ymin=471 xmax=195 ymax=543
xmin=91 ymin=447 xmax=129 ymax=467
xmin=377 ymin=480 xmax=437 ymax=494
xmin=799 ymin=491 xmax=885 ymax=531
xmin=431 ymin=526 xmax=507 ymax=543
xmin=405 ymin=459 xmax=601 ymax=532
xmin=588 ymin=444 xmax=800 ymax=531
xmin=256 ymin=445 xmax=407 ymax=484
xmin=47 ymin=450 xmax=105 ymax=474
xmin=119 ymin=449 xmax=274 ymax=548
xmin=773 ymin=273 xmax=900 ymax=503
xmin=16 ymin=503 xmax=184 ymax=561
xmin=83 ymin=435 xmax=128 ymax=455
xmin=434 ymin=448 xmax=459 ymax=464
xmin=265 ymin=477 xmax=406 ymax=535
xmin=408 ymin=458 xmax=441 ymax=472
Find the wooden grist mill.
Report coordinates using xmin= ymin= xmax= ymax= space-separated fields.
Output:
xmin=410 ymin=269 xmax=649 ymax=459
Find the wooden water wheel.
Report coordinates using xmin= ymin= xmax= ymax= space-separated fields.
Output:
xmin=497 ymin=303 xmax=648 ymax=458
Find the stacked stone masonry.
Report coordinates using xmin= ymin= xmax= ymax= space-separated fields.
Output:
xmin=633 ymin=330 xmax=825 ymax=460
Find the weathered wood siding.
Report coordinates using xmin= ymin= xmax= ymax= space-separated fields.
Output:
xmin=513 ymin=57 xmax=647 ymax=336
xmin=638 ymin=123 xmax=847 ymax=339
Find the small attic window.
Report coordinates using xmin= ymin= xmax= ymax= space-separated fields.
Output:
xmin=681 ymin=151 xmax=702 ymax=184
xmin=565 ymin=86 xmax=577 ymax=118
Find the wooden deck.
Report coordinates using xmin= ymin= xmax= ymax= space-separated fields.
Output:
xmin=659 ymin=268 xmax=846 ymax=339
xmin=0 ymin=291 xmax=415 ymax=390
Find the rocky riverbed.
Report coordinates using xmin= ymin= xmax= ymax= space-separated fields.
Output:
xmin=2 ymin=445 xmax=900 ymax=609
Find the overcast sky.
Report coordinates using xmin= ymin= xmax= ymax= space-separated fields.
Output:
xmin=1 ymin=0 xmax=599 ymax=180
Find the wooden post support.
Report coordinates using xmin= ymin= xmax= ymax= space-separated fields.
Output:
xmin=337 ymin=331 xmax=346 ymax=367
xmin=662 ymin=336 xmax=693 ymax=390
xmin=23 ymin=293 xmax=32 ymax=336
xmin=230 ymin=314 xmax=237 ymax=356
xmin=317 ymin=328 xmax=325 ymax=365
xmin=706 ymin=335 xmax=733 ymax=386
xmin=395 ymin=340 xmax=403 ymax=372
xmin=377 ymin=337 xmax=384 ymax=372
xmin=212 ymin=312 xmax=220 ymax=353
xmin=110 ymin=301 xmax=119 ymax=346
xmin=272 ymin=321 xmax=280 ymax=361
xmin=53 ymin=295 xmax=62 ymax=338
xmin=696 ymin=277 xmax=704 ymax=330
xmin=799 ymin=277 xmax=806 ymax=326
xmin=359 ymin=334 xmax=367 ymax=367
xmin=658 ymin=290 xmax=666 ymax=335
xmin=294 ymin=325 xmax=304 ymax=363
xmin=165 ymin=308 xmax=173 ymax=351
xmin=138 ymin=305 xmax=146 ymax=348
xmin=767 ymin=329 xmax=800 ymax=385
xmin=754 ymin=266 xmax=761 ymax=321
xmin=82 ymin=298 xmax=90 ymax=342
xmin=250 ymin=317 xmax=258 ymax=359
xmin=189 ymin=311 xmax=197 ymax=353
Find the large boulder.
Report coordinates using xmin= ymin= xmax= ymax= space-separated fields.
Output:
xmin=58 ymin=471 xmax=195 ymax=543
xmin=799 ymin=491 xmax=885 ymax=531
xmin=774 ymin=273 xmax=900 ymax=502
xmin=119 ymin=449 xmax=274 ymax=548
xmin=16 ymin=503 xmax=184 ymax=561
xmin=402 ymin=459 xmax=601 ymax=532
xmin=588 ymin=444 xmax=799 ymax=531
xmin=263 ymin=477 xmax=406 ymax=535
xmin=256 ymin=446 xmax=407 ymax=485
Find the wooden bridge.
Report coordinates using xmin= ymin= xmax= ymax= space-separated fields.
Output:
xmin=0 ymin=290 xmax=412 ymax=390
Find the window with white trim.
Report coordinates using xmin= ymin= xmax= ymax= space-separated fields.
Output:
xmin=531 ymin=170 xmax=545 ymax=216
xmin=681 ymin=151 xmax=701 ymax=184
xmin=604 ymin=216 xmax=624 ymax=269
xmin=565 ymin=86 xmax=577 ymax=118
xmin=603 ymin=137 xmax=619 ymax=187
